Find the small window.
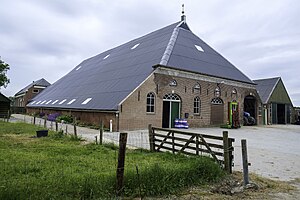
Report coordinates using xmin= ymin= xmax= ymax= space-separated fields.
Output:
xmin=52 ymin=100 xmax=59 ymax=105
xmin=45 ymin=100 xmax=52 ymax=105
xmin=30 ymin=101 xmax=36 ymax=105
xmin=194 ymin=96 xmax=201 ymax=114
xmin=131 ymin=43 xmax=140 ymax=50
xmin=33 ymin=89 xmax=39 ymax=93
xmin=103 ymin=54 xmax=110 ymax=60
xmin=36 ymin=101 xmax=41 ymax=105
xmin=193 ymin=83 xmax=201 ymax=93
xmin=76 ymin=66 xmax=82 ymax=71
xmin=59 ymin=99 xmax=67 ymax=105
xmin=195 ymin=45 xmax=204 ymax=52
xmin=146 ymin=92 xmax=155 ymax=113
xmin=67 ymin=99 xmax=76 ymax=105
xmin=169 ymin=79 xmax=177 ymax=86
xmin=40 ymin=100 xmax=47 ymax=105
xmin=82 ymin=98 xmax=92 ymax=105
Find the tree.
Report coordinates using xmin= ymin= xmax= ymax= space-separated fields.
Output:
xmin=0 ymin=58 xmax=10 ymax=88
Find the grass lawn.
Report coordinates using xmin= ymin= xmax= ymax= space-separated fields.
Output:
xmin=0 ymin=121 xmax=225 ymax=199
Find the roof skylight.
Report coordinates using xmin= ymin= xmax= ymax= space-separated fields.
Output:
xmin=76 ymin=66 xmax=82 ymax=71
xmin=41 ymin=100 xmax=47 ymax=105
xmin=82 ymin=98 xmax=92 ymax=105
xmin=195 ymin=45 xmax=204 ymax=52
xmin=52 ymin=100 xmax=59 ymax=105
xmin=131 ymin=43 xmax=140 ymax=50
xmin=36 ymin=101 xmax=42 ymax=105
xmin=59 ymin=99 xmax=67 ymax=105
xmin=31 ymin=101 xmax=36 ymax=105
xmin=103 ymin=54 xmax=110 ymax=60
xmin=67 ymin=99 xmax=76 ymax=105
xmin=45 ymin=100 xmax=52 ymax=104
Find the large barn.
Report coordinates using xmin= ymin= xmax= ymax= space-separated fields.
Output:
xmin=27 ymin=15 xmax=261 ymax=131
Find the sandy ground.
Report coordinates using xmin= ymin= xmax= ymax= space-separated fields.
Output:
xmin=10 ymin=114 xmax=300 ymax=198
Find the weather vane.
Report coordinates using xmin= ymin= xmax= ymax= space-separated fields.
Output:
xmin=182 ymin=4 xmax=185 ymax=15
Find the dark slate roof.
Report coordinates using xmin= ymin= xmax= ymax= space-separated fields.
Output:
xmin=15 ymin=78 xmax=51 ymax=96
xmin=253 ymin=77 xmax=280 ymax=104
xmin=0 ymin=93 xmax=11 ymax=102
xmin=28 ymin=20 xmax=253 ymax=111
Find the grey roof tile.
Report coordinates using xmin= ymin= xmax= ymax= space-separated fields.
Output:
xmin=254 ymin=77 xmax=280 ymax=104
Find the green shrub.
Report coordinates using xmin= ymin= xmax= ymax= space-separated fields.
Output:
xmin=56 ymin=115 xmax=73 ymax=124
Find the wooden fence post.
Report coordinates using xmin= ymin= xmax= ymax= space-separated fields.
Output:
xmin=99 ymin=120 xmax=103 ymax=145
xmin=43 ymin=116 xmax=47 ymax=128
xmin=172 ymin=131 xmax=175 ymax=154
xmin=228 ymin=138 xmax=234 ymax=173
xmin=116 ymin=132 xmax=128 ymax=196
xmin=33 ymin=116 xmax=36 ymax=125
xmin=223 ymin=131 xmax=230 ymax=173
xmin=241 ymin=139 xmax=249 ymax=185
xmin=73 ymin=117 xmax=77 ymax=137
xmin=148 ymin=124 xmax=154 ymax=152
xmin=195 ymin=135 xmax=199 ymax=155
xmin=55 ymin=121 xmax=58 ymax=132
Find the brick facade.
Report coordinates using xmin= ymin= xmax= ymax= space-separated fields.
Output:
xmin=118 ymin=67 xmax=261 ymax=131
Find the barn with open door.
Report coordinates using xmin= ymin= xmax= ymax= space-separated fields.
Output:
xmin=254 ymin=77 xmax=293 ymax=125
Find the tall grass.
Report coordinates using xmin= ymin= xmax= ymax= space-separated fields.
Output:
xmin=0 ymin=121 xmax=225 ymax=199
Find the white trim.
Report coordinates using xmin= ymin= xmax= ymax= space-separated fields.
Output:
xmin=265 ymin=78 xmax=280 ymax=104
xmin=118 ymin=71 xmax=155 ymax=106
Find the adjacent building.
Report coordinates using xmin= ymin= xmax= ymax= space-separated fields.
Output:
xmin=13 ymin=78 xmax=50 ymax=113
xmin=0 ymin=93 xmax=11 ymax=118
xmin=254 ymin=77 xmax=293 ymax=124
xmin=27 ymin=15 xmax=261 ymax=131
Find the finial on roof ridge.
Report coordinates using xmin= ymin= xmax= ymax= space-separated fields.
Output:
xmin=181 ymin=4 xmax=186 ymax=23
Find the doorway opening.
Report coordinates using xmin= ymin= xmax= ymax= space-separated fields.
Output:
xmin=244 ymin=95 xmax=256 ymax=123
xmin=277 ymin=104 xmax=286 ymax=124
xmin=162 ymin=94 xmax=181 ymax=128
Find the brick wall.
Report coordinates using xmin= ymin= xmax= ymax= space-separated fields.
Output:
xmin=119 ymin=68 xmax=260 ymax=130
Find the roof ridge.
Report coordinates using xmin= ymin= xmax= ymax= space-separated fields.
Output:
xmin=159 ymin=22 xmax=181 ymax=66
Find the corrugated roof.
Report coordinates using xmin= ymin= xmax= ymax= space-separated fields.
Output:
xmin=253 ymin=77 xmax=280 ymax=104
xmin=15 ymin=78 xmax=51 ymax=96
xmin=28 ymin=20 xmax=254 ymax=111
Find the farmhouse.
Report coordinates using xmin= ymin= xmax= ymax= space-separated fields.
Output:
xmin=27 ymin=14 xmax=261 ymax=131
xmin=0 ymin=93 xmax=10 ymax=118
xmin=254 ymin=77 xmax=293 ymax=124
xmin=13 ymin=78 xmax=50 ymax=113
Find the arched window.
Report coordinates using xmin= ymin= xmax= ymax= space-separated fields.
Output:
xmin=194 ymin=96 xmax=201 ymax=114
xmin=163 ymin=93 xmax=181 ymax=102
xmin=211 ymin=97 xmax=223 ymax=105
xmin=146 ymin=92 xmax=155 ymax=113
xmin=214 ymin=87 xmax=221 ymax=97
xmin=193 ymin=83 xmax=201 ymax=94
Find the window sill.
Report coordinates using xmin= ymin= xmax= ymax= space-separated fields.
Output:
xmin=146 ymin=112 xmax=156 ymax=115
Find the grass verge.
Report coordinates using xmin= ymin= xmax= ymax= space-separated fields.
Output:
xmin=0 ymin=121 xmax=225 ymax=199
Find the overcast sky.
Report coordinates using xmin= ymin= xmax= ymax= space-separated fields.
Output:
xmin=0 ymin=0 xmax=299 ymax=106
